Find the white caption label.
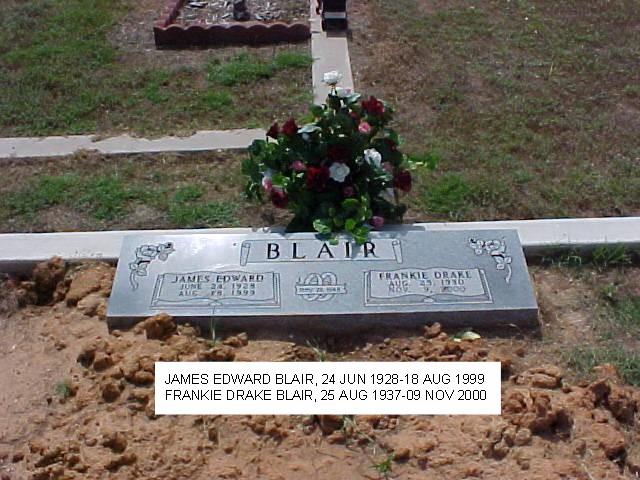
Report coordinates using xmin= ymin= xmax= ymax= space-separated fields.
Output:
xmin=155 ymin=362 xmax=501 ymax=415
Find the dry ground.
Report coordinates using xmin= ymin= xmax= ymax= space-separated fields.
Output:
xmin=348 ymin=0 xmax=640 ymax=221
xmin=0 ymin=259 xmax=639 ymax=479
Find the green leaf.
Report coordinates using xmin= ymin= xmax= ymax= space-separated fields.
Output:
xmin=407 ymin=152 xmax=439 ymax=170
xmin=452 ymin=330 xmax=481 ymax=342
xmin=298 ymin=123 xmax=321 ymax=134
xmin=345 ymin=218 xmax=357 ymax=232
xmin=248 ymin=139 xmax=267 ymax=156
xmin=313 ymin=218 xmax=332 ymax=235
xmin=310 ymin=105 xmax=325 ymax=117
xmin=342 ymin=198 xmax=359 ymax=212
xmin=346 ymin=92 xmax=362 ymax=104
xmin=271 ymin=172 xmax=288 ymax=188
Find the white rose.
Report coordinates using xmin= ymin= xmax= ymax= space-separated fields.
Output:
xmin=380 ymin=187 xmax=395 ymax=202
xmin=335 ymin=87 xmax=351 ymax=98
xmin=364 ymin=148 xmax=382 ymax=168
xmin=261 ymin=168 xmax=274 ymax=188
xmin=329 ymin=162 xmax=350 ymax=183
xmin=323 ymin=70 xmax=343 ymax=86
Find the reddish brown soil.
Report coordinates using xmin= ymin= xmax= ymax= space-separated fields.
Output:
xmin=0 ymin=261 xmax=639 ymax=479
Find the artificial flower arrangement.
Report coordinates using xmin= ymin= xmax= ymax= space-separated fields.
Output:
xmin=242 ymin=71 xmax=433 ymax=244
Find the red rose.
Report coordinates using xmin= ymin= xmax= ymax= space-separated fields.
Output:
xmin=327 ymin=144 xmax=349 ymax=162
xmin=384 ymin=138 xmax=397 ymax=151
xmin=270 ymin=190 xmax=289 ymax=208
xmin=281 ymin=118 xmax=298 ymax=136
xmin=267 ymin=122 xmax=279 ymax=139
xmin=361 ymin=96 xmax=385 ymax=116
xmin=305 ymin=166 xmax=330 ymax=192
xmin=393 ymin=169 xmax=412 ymax=192
xmin=343 ymin=186 xmax=355 ymax=197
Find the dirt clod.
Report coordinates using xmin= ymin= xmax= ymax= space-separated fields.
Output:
xmin=198 ymin=345 xmax=236 ymax=362
xmin=102 ymin=431 xmax=127 ymax=453
xmin=101 ymin=380 xmax=122 ymax=402
xmin=32 ymin=257 xmax=67 ymax=304
xmin=139 ymin=313 xmax=177 ymax=340
xmin=65 ymin=263 xmax=113 ymax=306
xmin=317 ymin=415 xmax=344 ymax=435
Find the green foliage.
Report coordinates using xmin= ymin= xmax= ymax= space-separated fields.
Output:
xmin=243 ymin=91 xmax=429 ymax=243
xmin=168 ymin=186 xmax=238 ymax=227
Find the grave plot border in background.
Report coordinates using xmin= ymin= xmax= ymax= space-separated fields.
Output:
xmin=154 ymin=0 xmax=311 ymax=47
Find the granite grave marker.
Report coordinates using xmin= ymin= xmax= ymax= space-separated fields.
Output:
xmin=107 ymin=229 xmax=538 ymax=331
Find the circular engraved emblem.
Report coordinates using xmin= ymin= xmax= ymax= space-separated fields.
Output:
xmin=295 ymin=272 xmax=347 ymax=302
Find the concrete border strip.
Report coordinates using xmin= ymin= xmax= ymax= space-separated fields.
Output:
xmin=0 ymin=129 xmax=265 ymax=160
xmin=0 ymin=217 xmax=637 ymax=273
xmin=310 ymin=1 xmax=355 ymax=104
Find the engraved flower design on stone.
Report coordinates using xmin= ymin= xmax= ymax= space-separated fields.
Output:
xmin=469 ymin=238 xmax=513 ymax=283
xmin=129 ymin=242 xmax=175 ymax=290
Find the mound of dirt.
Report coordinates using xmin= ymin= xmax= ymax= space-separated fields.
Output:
xmin=0 ymin=261 xmax=639 ymax=479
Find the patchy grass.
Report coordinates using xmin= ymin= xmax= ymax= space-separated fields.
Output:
xmin=168 ymin=186 xmax=239 ymax=227
xmin=6 ymin=175 xmax=81 ymax=217
xmin=0 ymin=0 xmax=311 ymax=136
xmin=372 ymin=454 xmax=394 ymax=479
xmin=0 ymin=152 xmax=278 ymax=232
xmin=566 ymin=346 xmax=640 ymax=387
xmin=54 ymin=379 xmax=73 ymax=399
xmin=349 ymin=0 xmax=640 ymax=220
xmin=208 ymin=52 xmax=312 ymax=86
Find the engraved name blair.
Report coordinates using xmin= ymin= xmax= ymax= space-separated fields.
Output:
xmin=240 ymin=238 xmax=403 ymax=264
xmin=151 ymin=271 xmax=280 ymax=308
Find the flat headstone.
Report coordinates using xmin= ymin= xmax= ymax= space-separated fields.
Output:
xmin=107 ymin=229 xmax=538 ymax=332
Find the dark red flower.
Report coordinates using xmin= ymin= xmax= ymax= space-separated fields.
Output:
xmin=343 ymin=186 xmax=355 ymax=197
xmin=361 ymin=96 xmax=385 ymax=116
xmin=384 ymin=138 xmax=397 ymax=151
xmin=281 ymin=118 xmax=298 ymax=136
xmin=393 ymin=169 xmax=412 ymax=193
xmin=270 ymin=190 xmax=289 ymax=208
xmin=305 ymin=166 xmax=330 ymax=192
xmin=267 ymin=122 xmax=279 ymax=139
xmin=327 ymin=144 xmax=349 ymax=162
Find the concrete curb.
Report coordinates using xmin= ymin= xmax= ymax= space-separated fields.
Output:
xmin=0 ymin=217 xmax=637 ymax=273
xmin=310 ymin=1 xmax=355 ymax=104
xmin=0 ymin=129 xmax=265 ymax=160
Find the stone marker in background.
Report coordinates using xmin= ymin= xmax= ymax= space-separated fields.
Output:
xmin=107 ymin=230 xmax=538 ymax=332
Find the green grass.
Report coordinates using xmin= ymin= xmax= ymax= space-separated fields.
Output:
xmin=79 ymin=175 xmax=141 ymax=221
xmin=566 ymin=346 xmax=640 ymax=386
xmin=373 ymin=454 xmax=394 ymax=478
xmin=0 ymin=0 xmax=312 ymax=136
xmin=540 ymin=247 xmax=635 ymax=270
xmin=168 ymin=186 xmax=239 ymax=227
xmin=356 ymin=0 xmax=640 ymax=220
xmin=54 ymin=379 xmax=73 ymax=399
xmin=0 ymin=166 xmax=242 ymax=229
xmin=6 ymin=174 xmax=80 ymax=217
xmin=207 ymin=52 xmax=313 ymax=86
